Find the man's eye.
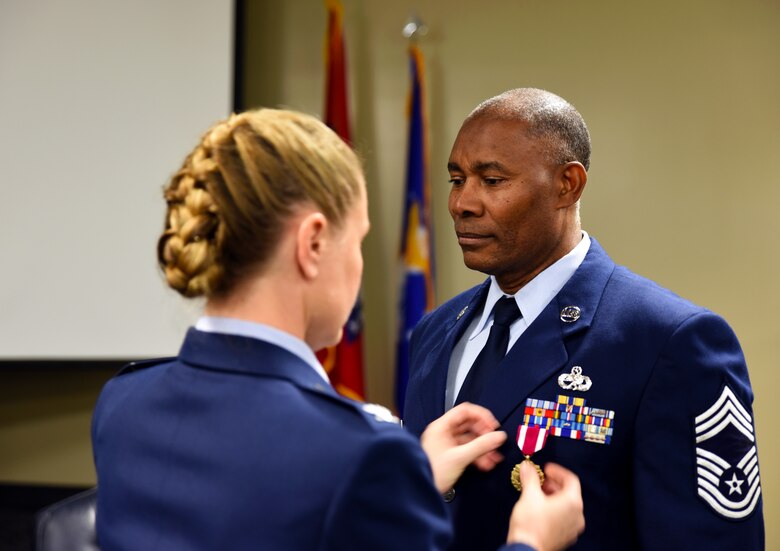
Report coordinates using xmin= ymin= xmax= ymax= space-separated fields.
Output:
xmin=448 ymin=177 xmax=464 ymax=186
xmin=484 ymin=178 xmax=503 ymax=185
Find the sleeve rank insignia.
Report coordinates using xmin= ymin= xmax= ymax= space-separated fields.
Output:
xmin=695 ymin=385 xmax=761 ymax=519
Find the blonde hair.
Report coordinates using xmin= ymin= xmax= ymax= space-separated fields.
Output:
xmin=157 ymin=108 xmax=364 ymax=298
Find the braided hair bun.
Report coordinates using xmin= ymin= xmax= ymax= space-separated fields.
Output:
xmin=157 ymin=109 xmax=363 ymax=299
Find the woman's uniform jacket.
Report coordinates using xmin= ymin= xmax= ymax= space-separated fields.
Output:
xmin=92 ymin=328 xmax=533 ymax=551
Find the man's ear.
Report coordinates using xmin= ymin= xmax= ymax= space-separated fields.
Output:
xmin=557 ymin=161 xmax=587 ymax=208
xmin=296 ymin=212 xmax=329 ymax=280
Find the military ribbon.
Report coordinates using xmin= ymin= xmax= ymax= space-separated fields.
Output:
xmin=517 ymin=424 xmax=549 ymax=455
xmin=511 ymin=424 xmax=548 ymax=493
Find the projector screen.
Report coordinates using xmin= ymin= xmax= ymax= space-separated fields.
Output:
xmin=0 ymin=0 xmax=234 ymax=359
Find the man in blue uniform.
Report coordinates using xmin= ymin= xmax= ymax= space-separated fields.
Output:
xmin=403 ymin=88 xmax=764 ymax=550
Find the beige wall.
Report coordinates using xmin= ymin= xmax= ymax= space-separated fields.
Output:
xmin=2 ymin=0 xmax=776 ymax=545
xmin=243 ymin=0 xmax=779 ymax=544
xmin=0 ymin=370 xmax=113 ymax=486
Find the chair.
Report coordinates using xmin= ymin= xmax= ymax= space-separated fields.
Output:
xmin=35 ymin=487 xmax=99 ymax=551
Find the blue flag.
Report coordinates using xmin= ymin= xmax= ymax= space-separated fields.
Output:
xmin=396 ymin=45 xmax=434 ymax=414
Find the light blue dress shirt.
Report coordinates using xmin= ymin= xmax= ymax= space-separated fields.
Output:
xmin=445 ymin=232 xmax=591 ymax=409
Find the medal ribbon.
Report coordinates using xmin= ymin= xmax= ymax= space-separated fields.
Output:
xmin=516 ymin=424 xmax=548 ymax=456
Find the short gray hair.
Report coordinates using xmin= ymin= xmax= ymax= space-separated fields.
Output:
xmin=468 ymin=88 xmax=591 ymax=171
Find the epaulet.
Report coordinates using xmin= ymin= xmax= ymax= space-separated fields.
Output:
xmin=116 ymin=357 xmax=175 ymax=376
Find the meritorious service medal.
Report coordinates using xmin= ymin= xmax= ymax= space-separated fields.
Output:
xmin=511 ymin=425 xmax=548 ymax=492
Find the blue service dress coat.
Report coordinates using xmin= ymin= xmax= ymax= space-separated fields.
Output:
xmin=403 ymin=238 xmax=764 ymax=551
xmin=92 ymin=328 xmax=533 ymax=551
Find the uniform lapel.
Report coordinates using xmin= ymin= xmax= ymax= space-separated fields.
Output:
xmin=416 ymin=281 xmax=491 ymax=422
xmin=480 ymin=301 xmax=568 ymax=424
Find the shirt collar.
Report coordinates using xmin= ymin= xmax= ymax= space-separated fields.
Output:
xmin=470 ymin=231 xmax=591 ymax=339
xmin=194 ymin=316 xmax=330 ymax=383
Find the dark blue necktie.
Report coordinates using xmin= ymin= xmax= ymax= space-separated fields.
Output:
xmin=455 ymin=296 xmax=522 ymax=406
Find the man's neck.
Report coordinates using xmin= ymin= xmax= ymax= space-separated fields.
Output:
xmin=495 ymin=228 xmax=583 ymax=294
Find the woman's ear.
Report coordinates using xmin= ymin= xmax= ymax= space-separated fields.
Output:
xmin=296 ymin=211 xmax=329 ymax=280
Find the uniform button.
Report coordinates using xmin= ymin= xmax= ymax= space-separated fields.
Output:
xmin=443 ymin=488 xmax=456 ymax=502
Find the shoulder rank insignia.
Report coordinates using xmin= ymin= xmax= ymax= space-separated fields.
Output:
xmin=695 ymin=386 xmax=761 ymax=519
xmin=362 ymin=403 xmax=400 ymax=424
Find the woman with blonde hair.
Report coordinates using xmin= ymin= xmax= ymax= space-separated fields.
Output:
xmin=92 ymin=108 xmax=583 ymax=551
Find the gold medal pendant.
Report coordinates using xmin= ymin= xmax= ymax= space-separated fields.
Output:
xmin=510 ymin=456 xmax=545 ymax=492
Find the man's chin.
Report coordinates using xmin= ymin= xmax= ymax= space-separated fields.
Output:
xmin=460 ymin=247 xmax=491 ymax=273
xmin=461 ymin=253 xmax=494 ymax=275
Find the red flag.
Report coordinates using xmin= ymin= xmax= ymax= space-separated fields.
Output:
xmin=317 ymin=0 xmax=365 ymax=401
xmin=323 ymin=0 xmax=350 ymax=143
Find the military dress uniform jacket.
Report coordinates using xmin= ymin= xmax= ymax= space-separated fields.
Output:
xmin=403 ymin=238 xmax=764 ymax=551
xmin=92 ymin=328 xmax=534 ymax=551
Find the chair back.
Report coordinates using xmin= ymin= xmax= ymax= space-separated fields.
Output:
xmin=36 ymin=488 xmax=99 ymax=551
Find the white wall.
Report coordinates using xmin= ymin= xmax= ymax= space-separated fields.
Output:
xmin=0 ymin=0 xmax=233 ymax=358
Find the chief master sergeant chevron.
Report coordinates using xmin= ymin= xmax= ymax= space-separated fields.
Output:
xmin=402 ymin=88 xmax=764 ymax=550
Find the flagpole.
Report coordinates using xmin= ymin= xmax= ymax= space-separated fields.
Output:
xmin=403 ymin=14 xmax=434 ymax=312
xmin=396 ymin=14 xmax=434 ymax=414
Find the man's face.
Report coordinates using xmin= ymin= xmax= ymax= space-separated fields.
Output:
xmin=447 ymin=116 xmax=570 ymax=292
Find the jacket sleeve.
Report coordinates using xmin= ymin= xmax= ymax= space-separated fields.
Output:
xmin=319 ymin=427 xmax=539 ymax=551
xmin=319 ymin=429 xmax=452 ymax=551
xmin=633 ymin=311 xmax=764 ymax=549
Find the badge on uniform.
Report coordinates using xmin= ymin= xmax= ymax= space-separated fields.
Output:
xmin=558 ymin=365 xmax=592 ymax=392
xmin=695 ymin=385 xmax=761 ymax=519
xmin=512 ymin=395 xmax=615 ymax=491
xmin=523 ymin=395 xmax=615 ymax=444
